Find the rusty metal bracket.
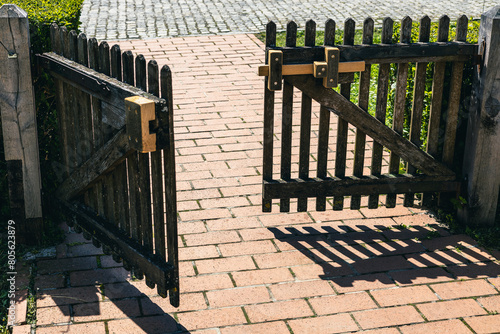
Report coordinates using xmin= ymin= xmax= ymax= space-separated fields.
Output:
xmin=125 ymin=96 xmax=156 ymax=153
xmin=259 ymin=47 xmax=365 ymax=91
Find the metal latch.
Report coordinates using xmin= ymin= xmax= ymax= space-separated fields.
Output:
xmin=258 ymin=47 xmax=365 ymax=91
xmin=125 ymin=96 xmax=156 ymax=153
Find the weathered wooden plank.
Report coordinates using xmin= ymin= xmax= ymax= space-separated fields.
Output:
xmin=76 ymin=33 xmax=93 ymax=163
xmin=297 ymin=19 xmax=316 ymax=212
xmin=56 ymin=129 xmax=132 ymax=200
xmin=99 ymin=41 xmax=111 ymax=76
xmin=422 ymin=15 xmax=450 ymax=207
xmin=404 ymin=16 xmax=431 ymax=207
xmin=148 ymin=60 xmax=166 ymax=261
xmin=333 ymin=18 xmax=355 ymax=211
xmin=351 ymin=17 xmax=374 ymax=210
xmin=442 ymin=15 xmax=468 ymax=167
xmin=262 ymin=21 xmax=276 ymax=212
xmin=369 ymin=17 xmax=394 ymax=209
xmin=113 ymin=160 xmax=130 ymax=236
xmin=111 ymin=45 xmax=122 ymax=80
xmin=458 ymin=10 xmax=500 ymax=225
xmin=286 ymin=75 xmax=454 ymax=177
xmin=280 ymin=21 xmax=297 ymax=212
xmin=123 ymin=50 xmax=135 ymax=85
xmin=263 ymin=175 xmax=458 ymax=199
xmin=272 ymin=42 xmax=477 ymax=65
xmin=386 ymin=16 xmax=413 ymax=208
xmin=103 ymin=173 xmax=115 ymax=223
xmin=161 ymin=65 xmax=180 ymax=305
xmin=77 ymin=33 xmax=88 ymax=66
xmin=50 ymin=23 xmax=61 ymax=54
xmin=316 ymin=19 xmax=336 ymax=211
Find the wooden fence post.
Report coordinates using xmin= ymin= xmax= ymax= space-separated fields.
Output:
xmin=458 ymin=6 xmax=500 ymax=225
xmin=0 ymin=4 xmax=43 ymax=243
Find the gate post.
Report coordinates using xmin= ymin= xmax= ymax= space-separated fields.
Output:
xmin=458 ymin=6 xmax=500 ymax=226
xmin=0 ymin=5 xmax=43 ymax=243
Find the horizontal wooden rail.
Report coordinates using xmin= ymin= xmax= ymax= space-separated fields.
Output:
xmin=270 ymin=42 xmax=478 ymax=64
xmin=258 ymin=61 xmax=365 ymax=76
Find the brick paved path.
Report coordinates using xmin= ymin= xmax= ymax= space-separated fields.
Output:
xmin=80 ymin=0 xmax=499 ymax=40
xmin=23 ymin=34 xmax=500 ymax=334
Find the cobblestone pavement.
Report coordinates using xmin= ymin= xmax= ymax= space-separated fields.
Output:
xmin=80 ymin=0 xmax=498 ymax=40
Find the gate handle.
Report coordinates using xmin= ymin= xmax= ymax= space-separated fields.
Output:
xmin=258 ymin=47 xmax=365 ymax=91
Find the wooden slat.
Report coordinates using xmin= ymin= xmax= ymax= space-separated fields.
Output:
xmin=99 ymin=42 xmax=110 ymax=75
xmin=279 ymin=21 xmax=297 ymax=212
xmin=349 ymin=18 xmax=372 ymax=210
xmin=286 ymin=75 xmax=454 ymax=177
xmin=161 ymin=65 xmax=179 ymax=306
xmin=148 ymin=60 xmax=166 ymax=261
xmin=369 ymin=17 xmax=394 ymax=209
xmin=333 ymin=18 xmax=355 ymax=211
xmin=77 ymin=33 xmax=88 ymax=66
xmin=404 ymin=16 xmax=431 ymax=207
xmin=103 ymin=173 xmax=115 ymax=223
xmin=113 ymin=160 xmax=130 ymax=237
xmin=297 ymin=19 xmax=316 ymax=212
xmin=111 ymin=45 xmax=122 ymax=80
xmin=316 ymin=18 xmax=336 ymax=211
xmin=88 ymin=38 xmax=104 ymax=153
xmin=263 ymin=175 xmax=458 ymax=199
xmin=442 ymin=15 xmax=468 ymax=166
xmin=262 ymin=21 xmax=276 ymax=212
xmin=422 ymin=15 xmax=450 ymax=207
xmin=386 ymin=16 xmax=413 ymax=208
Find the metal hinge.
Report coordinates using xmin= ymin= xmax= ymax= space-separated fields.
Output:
xmin=258 ymin=47 xmax=365 ymax=91
xmin=125 ymin=96 xmax=156 ymax=153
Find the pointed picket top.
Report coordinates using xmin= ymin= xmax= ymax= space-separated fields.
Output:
xmin=286 ymin=21 xmax=297 ymax=47
xmin=324 ymin=19 xmax=336 ymax=46
xmin=305 ymin=19 xmax=316 ymax=46
xmin=419 ymin=15 xmax=431 ymax=42
xmin=400 ymin=16 xmax=413 ymax=43
xmin=362 ymin=18 xmax=374 ymax=44
xmin=343 ymin=18 xmax=355 ymax=45
xmin=381 ymin=17 xmax=394 ymax=44
xmin=456 ymin=15 xmax=468 ymax=42
xmin=266 ymin=21 xmax=277 ymax=47
xmin=438 ymin=15 xmax=450 ymax=42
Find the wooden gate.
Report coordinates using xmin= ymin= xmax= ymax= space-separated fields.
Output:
xmin=37 ymin=24 xmax=179 ymax=306
xmin=260 ymin=16 xmax=478 ymax=213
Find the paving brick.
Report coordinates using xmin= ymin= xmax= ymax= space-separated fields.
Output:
xmin=37 ymin=257 xmax=97 ymax=274
xmin=258 ymin=212 xmax=313 ymax=226
xmin=141 ymin=293 xmax=207 ymax=314
xmin=99 ymin=255 xmax=123 ymax=268
xmin=206 ymin=217 xmax=261 ymax=230
xmin=220 ymin=321 xmax=290 ymax=334
xmin=399 ymin=319 xmax=473 ymax=334
xmin=330 ymin=273 xmax=396 ymax=293
xmin=232 ymin=267 xmax=294 ymax=286
xmin=206 ymin=286 xmax=271 ymax=307
xmin=181 ymin=273 xmax=234 ymax=292
xmin=406 ymin=250 xmax=471 ymax=267
xmin=176 ymin=307 xmax=247 ymax=330
xmin=70 ymin=267 xmax=130 ymax=286
xmin=478 ymin=295 xmax=500 ymax=314
xmin=199 ymin=196 xmax=250 ymax=209
xmin=218 ymin=240 xmax=277 ymax=256
xmin=360 ymin=206 xmax=413 ymax=218
xmin=350 ymin=329 xmax=400 ymax=334
xmin=352 ymin=255 xmax=414 ymax=274
xmin=465 ymin=314 xmax=500 ymax=334
xmin=430 ymin=279 xmax=498 ymax=299
xmin=179 ymin=245 xmax=220 ymax=260
xmin=178 ymin=221 xmax=207 ymax=235
xmin=103 ymin=280 xmax=152 ymax=300
xmin=107 ymin=315 xmax=179 ymax=333
xmin=12 ymin=325 xmax=31 ymax=334
xmin=73 ymin=299 xmax=141 ymax=322
xmin=36 ymin=305 xmax=70 ymax=325
xmin=448 ymin=262 xmax=500 ymax=279
xmin=196 ymin=256 xmax=256 ymax=274
xmin=390 ymin=267 xmax=453 ymax=286
xmin=245 ymin=299 xmax=313 ymax=322
xmin=183 ymin=231 xmax=241 ymax=246
xmin=288 ymin=313 xmax=359 ymax=334
xmin=253 ymin=251 xmax=315 ymax=268
xmin=36 ymin=322 xmax=106 ymax=334
xmin=291 ymin=262 xmax=354 ymax=280
xmin=488 ymin=276 xmax=500 ymax=289
xmin=270 ymin=280 xmax=335 ymax=300
xmin=239 ymin=227 xmax=277 ymax=241
xmin=37 ymin=286 xmax=101 ymax=307
xmin=308 ymin=209 xmax=364 ymax=222
xmin=65 ymin=243 xmax=103 ymax=257
xmin=370 ymin=285 xmax=438 ymax=307
xmin=179 ymin=208 xmax=233 ymax=221
xmin=418 ymin=298 xmax=487 ymax=321
xmin=354 ymin=305 xmax=424 ymax=329
xmin=421 ymin=234 xmax=477 ymax=251
xmin=309 ymin=291 xmax=377 ymax=315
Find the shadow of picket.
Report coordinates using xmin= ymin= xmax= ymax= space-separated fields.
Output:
xmin=268 ymin=221 xmax=500 ymax=290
